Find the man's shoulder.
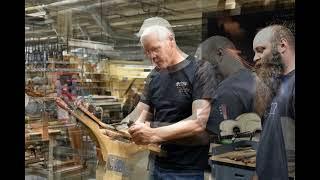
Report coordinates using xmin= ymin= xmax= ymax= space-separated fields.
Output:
xmin=280 ymin=70 xmax=295 ymax=93
xmin=287 ymin=70 xmax=295 ymax=83
xmin=145 ymin=68 xmax=160 ymax=85
xmin=175 ymin=56 xmax=211 ymax=76
xmin=216 ymin=69 xmax=256 ymax=99
xmin=221 ymin=69 xmax=255 ymax=85
xmin=192 ymin=57 xmax=212 ymax=67
xmin=189 ymin=58 xmax=214 ymax=75
xmin=236 ymin=68 xmax=255 ymax=79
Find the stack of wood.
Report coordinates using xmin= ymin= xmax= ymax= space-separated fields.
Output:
xmin=221 ymin=148 xmax=256 ymax=164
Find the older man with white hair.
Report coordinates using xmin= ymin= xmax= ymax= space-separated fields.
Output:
xmin=120 ymin=17 xmax=217 ymax=180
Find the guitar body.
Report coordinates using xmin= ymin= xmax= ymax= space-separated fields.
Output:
xmin=56 ymin=98 xmax=160 ymax=180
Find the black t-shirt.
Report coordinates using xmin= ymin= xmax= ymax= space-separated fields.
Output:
xmin=256 ymin=70 xmax=295 ymax=180
xmin=140 ymin=55 xmax=217 ymax=170
xmin=206 ymin=68 xmax=256 ymax=134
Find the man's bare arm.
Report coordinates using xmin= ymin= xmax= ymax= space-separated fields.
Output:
xmin=129 ymin=99 xmax=211 ymax=144
xmin=120 ymin=102 xmax=153 ymax=125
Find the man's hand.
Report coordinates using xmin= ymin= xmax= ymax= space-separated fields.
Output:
xmin=114 ymin=119 xmax=131 ymax=131
xmin=128 ymin=122 xmax=161 ymax=145
xmin=116 ymin=102 xmax=152 ymax=131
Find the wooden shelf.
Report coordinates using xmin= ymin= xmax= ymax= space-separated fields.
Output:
xmin=79 ymin=87 xmax=108 ymax=89
xmin=26 ymin=61 xmax=78 ymax=65
xmin=83 ymin=72 xmax=108 ymax=75
xmin=81 ymin=81 xmax=106 ymax=83
xmin=25 ymin=68 xmax=81 ymax=72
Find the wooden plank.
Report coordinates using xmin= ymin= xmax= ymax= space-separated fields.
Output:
xmin=53 ymin=160 xmax=79 ymax=170
xmin=26 ymin=129 xmax=61 ymax=136
xmin=210 ymin=149 xmax=256 ymax=168
xmin=25 ymin=158 xmax=44 ymax=165
xmin=54 ymin=165 xmax=83 ymax=174
xmin=42 ymin=112 xmax=49 ymax=140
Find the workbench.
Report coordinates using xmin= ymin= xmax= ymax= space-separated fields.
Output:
xmin=209 ymin=141 xmax=257 ymax=180
xmin=25 ymin=128 xmax=61 ymax=180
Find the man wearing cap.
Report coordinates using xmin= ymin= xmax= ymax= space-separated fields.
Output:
xmin=119 ymin=17 xmax=217 ymax=180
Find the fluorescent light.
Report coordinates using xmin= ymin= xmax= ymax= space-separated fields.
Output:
xmin=122 ymin=64 xmax=154 ymax=69
xmin=225 ymin=0 xmax=236 ymax=9
xmin=27 ymin=11 xmax=46 ymax=17
xmin=68 ymin=38 xmax=114 ymax=51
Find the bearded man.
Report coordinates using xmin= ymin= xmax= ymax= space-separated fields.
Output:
xmin=253 ymin=25 xmax=295 ymax=180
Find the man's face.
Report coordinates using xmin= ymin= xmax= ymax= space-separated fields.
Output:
xmin=253 ymin=30 xmax=284 ymax=85
xmin=252 ymin=29 xmax=284 ymax=116
xmin=253 ymin=30 xmax=274 ymax=70
xmin=142 ymin=33 xmax=173 ymax=69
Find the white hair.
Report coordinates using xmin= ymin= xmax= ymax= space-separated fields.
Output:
xmin=140 ymin=25 xmax=175 ymax=44
xmin=136 ymin=17 xmax=174 ymax=37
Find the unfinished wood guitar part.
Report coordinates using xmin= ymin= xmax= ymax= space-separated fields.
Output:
xmin=55 ymin=98 xmax=161 ymax=180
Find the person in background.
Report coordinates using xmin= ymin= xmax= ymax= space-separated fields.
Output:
xmin=57 ymin=83 xmax=83 ymax=165
xmin=252 ymin=24 xmax=295 ymax=180
xmin=57 ymin=84 xmax=72 ymax=121
xmin=194 ymin=35 xmax=257 ymax=136
xmin=55 ymin=77 xmax=62 ymax=97
xmin=70 ymin=75 xmax=78 ymax=96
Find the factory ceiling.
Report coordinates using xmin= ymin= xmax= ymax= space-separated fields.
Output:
xmin=25 ymin=0 xmax=295 ymax=60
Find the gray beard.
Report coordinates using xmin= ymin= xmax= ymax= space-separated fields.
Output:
xmin=254 ymin=50 xmax=284 ymax=118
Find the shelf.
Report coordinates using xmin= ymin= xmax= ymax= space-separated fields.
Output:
xmin=109 ymin=75 xmax=147 ymax=79
xmin=83 ymin=72 xmax=108 ymax=75
xmin=25 ymin=61 xmax=78 ymax=65
xmin=79 ymin=87 xmax=108 ymax=89
xmin=25 ymin=68 xmax=81 ymax=72
xmin=81 ymin=81 xmax=106 ymax=83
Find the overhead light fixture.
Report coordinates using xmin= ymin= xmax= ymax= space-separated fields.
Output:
xmin=25 ymin=27 xmax=30 ymax=30
xmin=26 ymin=11 xmax=46 ymax=17
xmin=225 ymin=0 xmax=236 ymax=9
xmin=264 ymin=0 xmax=272 ymax=6
xmin=122 ymin=64 xmax=154 ymax=69
xmin=68 ymin=38 xmax=114 ymax=51
xmin=70 ymin=48 xmax=83 ymax=53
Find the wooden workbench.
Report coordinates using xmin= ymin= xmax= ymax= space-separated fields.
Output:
xmin=209 ymin=143 xmax=257 ymax=180
xmin=210 ymin=149 xmax=256 ymax=169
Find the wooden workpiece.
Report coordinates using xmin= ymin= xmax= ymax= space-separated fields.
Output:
xmin=210 ymin=149 xmax=256 ymax=168
xmin=56 ymin=97 xmax=162 ymax=180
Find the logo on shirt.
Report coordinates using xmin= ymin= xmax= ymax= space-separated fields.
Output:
xmin=176 ymin=81 xmax=190 ymax=95
xmin=269 ymin=102 xmax=278 ymax=115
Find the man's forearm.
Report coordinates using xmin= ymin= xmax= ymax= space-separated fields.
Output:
xmin=122 ymin=102 xmax=152 ymax=124
xmin=152 ymin=100 xmax=211 ymax=143
xmin=127 ymin=100 xmax=211 ymax=145
xmin=152 ymin=115 xmax=208 ymax=143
